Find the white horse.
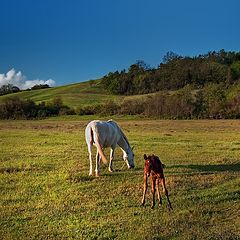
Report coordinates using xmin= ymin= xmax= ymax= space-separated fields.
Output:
xmin=85 ymin=120 xmax=135 ymax=176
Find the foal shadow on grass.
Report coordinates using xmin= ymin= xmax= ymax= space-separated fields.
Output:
xmin=169 ymin=162 xmax=240 ymax=173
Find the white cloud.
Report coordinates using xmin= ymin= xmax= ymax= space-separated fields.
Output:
xmin=0 ymin=68 xmax=55 ymax=90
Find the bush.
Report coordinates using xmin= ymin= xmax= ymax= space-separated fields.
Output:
xmin=31 ymin=84 xmax=50 ymax=90
xmin=76 ymin=105 xmax=100 ymax=115
xmin=119 ymin=99 xmax=145 ymax=115
xmin=0 ymin=84 xmax=20 ymax=96
xmin=225 ymin=94 xmax=240 ymax=118
xmin=99 ymin=101 xmax=119 ymax=116
xmin=0 ymin=97 xmax=37 ymax=119
xmin=0 ymin=96 xmax=75 ymax=119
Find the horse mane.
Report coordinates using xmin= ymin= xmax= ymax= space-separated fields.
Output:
xmin=108 ymin=120 xmax=130 ymax=148
xmin=118 ymin=127 xmax=130 ymax=147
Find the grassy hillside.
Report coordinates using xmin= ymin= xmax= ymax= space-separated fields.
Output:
xmin=0 ymin=119 xmax=239 ymax=239
xmin=0 ymin=80 xmax=154 ymax=110
xmin=1 ymin=79 xmax=239 ymax=120
xmin=0 ymin=80 xmax=126 ymax=108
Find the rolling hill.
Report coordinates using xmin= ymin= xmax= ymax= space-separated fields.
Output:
xmin=0 ymin=80 xmax=126 ymax=109
xmin=1 ymin=77 xmax=239 ymax=119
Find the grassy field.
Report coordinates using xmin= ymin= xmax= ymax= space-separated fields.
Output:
xmin=0 ymin=118 xmax=240 ymax=239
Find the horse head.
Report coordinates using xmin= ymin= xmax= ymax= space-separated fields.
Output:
xmin=123 ymin=147 xmax=135 ymax=169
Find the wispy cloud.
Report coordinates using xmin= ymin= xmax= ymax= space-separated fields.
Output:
xmin=0 ymin=69 xmax=55 ymax=90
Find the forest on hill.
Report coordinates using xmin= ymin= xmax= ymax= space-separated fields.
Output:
xmin=101 ymin=49 xmax=240 ymax=95
xmin=1 ymin=50 xmax=240 ymax=119
xmin=94 ymin=50 xmax=240 ymax=119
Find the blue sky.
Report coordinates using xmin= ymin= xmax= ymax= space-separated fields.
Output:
xmin=0 ymin=0 xmax=239 ymax=88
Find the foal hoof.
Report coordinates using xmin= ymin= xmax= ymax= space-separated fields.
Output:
xmin=108 ymin=168 xmax=114 ymax=173
xmin=168 ymin=206 xmax=173 ymax=211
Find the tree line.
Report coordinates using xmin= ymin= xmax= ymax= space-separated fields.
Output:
xmin=0 ymin=96 xmax=74 ymax=119
xmin=0 ymin=84 xmax=50 ymax=96
xmin=101 ymin=50 xmax=240 ymax=95
xmin=76 ymin=83 xmax=240 ymax=119
xmin=1 ymin=82 xmax=239 ymax=119
xmin=1 ymin=49 xmax=240 ymax=119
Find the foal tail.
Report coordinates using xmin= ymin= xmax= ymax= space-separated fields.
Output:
xmin=89 ymin=126 xmax=108 ymax=164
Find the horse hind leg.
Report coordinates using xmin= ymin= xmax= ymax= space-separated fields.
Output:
xmin=95 ymin=151 xmax=101 ymax=177
xmin=88 ymin=144 xmax=93 ymax=176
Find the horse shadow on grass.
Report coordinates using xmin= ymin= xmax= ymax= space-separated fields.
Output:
xmin=168 ymin=162 xmax=240 ymax=173
xmin=67 ymin=162 xmax=240 ymax=183
xmin=68 ymin=168 xmax=140 ymax=183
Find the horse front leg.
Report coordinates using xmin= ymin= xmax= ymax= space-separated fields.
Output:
xmin=141 ymin=174 xmax=148 ymax=206
xmin=95 ymin=151 xmax=101 ymax=177
xmin=109 ymin=147 xmax=115 ymax=172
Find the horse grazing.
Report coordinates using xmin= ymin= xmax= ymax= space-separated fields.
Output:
xmin=141 ymin=154 xmax=172 ymax=210
xmin=85 ymin=120 xmax=135 ymax=176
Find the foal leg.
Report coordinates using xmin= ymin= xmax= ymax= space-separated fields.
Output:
xmin=95 ymin=151 xmax=101 ymax=177
xmin=165 ymin=188 xmax=173 ymax=210
xmin=161 ymin=178 xmax=173 ymax=210
xmin=156 ymin=178 xmax=162 ymax=207
xmin=151 ymin=177 xmax=156 ymax=209
xmin=109 ymin=147 xmax=115 ymax=172
xmin=141 ymin=175 xmax=148 ymax=206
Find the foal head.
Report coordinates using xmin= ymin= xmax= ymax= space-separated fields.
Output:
xmin=143 ymin=154 xmax=153 ymax=177
xmin=144 ymin=154 xmax=163 ymax=176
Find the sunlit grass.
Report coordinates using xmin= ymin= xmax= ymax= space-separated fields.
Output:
xmin=0 ymin=119 xmax=240 ymax=239
xmin=0 ymin=81 xmax=125 ymax=109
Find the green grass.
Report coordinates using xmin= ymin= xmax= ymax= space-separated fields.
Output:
xmin=0 ymin=119 xmax=240 ymax=239
xmin=0 ymin=80 xmax=156 ymax=109
xmin=0 ymin=80 xmax=125 ymax=108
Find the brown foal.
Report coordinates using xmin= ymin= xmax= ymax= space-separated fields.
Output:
xmin=141 ymin=154 xmax=173 ymax=210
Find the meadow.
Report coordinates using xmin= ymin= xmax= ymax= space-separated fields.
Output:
xmin=0 ymin=117 xmax=240 ymax=239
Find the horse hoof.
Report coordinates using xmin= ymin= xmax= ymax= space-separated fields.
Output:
xmin=108 ymin=168 xmax=114 ymax=172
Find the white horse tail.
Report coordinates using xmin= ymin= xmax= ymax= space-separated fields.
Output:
xmin=95 ymin=142 xmax=108 ymax=164
xmin=89 ymin=125 xmax=108 ymax=164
